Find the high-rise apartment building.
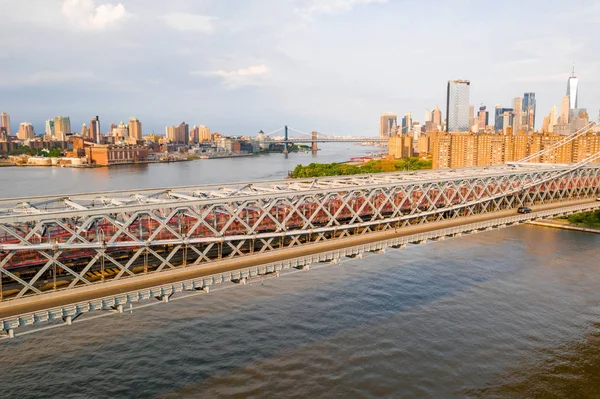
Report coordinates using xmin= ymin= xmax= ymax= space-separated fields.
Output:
xmin=17 ymin=122 xmax=35 ymax=140
xmin=446 ymin=80 xmax=470 ymax=132
xmin=1 ymin=112 xmax=11 ymax=136
xmin=199 ymin=125 xmax=212 ymax=142
xmin=176 ymin=122 xmax=189 ymax=144
xmin=81 ymin=124 xmax=88 ymax=138
xmin=166 ymin=126 xmax=177 ymax=142
xmin=523 ymin=92 xmax=536 ymax=131
xmin=567 ymin=67 xmax=579 ymax=110
xmin=429 ymin=131 xmax=600 ymax=169
xmin=402 ymin=113 xmax=413 ymax=134
xmin=190 ymin=126 xmax=200 ymax=144
xmin=379 ymin=113 xmax=397 ymax=139
xmin=129 ymin=117 xmax=143 ymax=141
xmin=53 ymin=116 xmax=71 ymax=141
xmin=388 ymin=134 xmax=414 ymax=159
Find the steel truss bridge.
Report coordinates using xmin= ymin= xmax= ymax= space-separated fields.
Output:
xmin=1 ymin=119 xmax=600 ymax=336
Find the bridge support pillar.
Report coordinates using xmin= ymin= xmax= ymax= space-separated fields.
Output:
xmin=346 ymin=252 xmax=363 ymax=259
xmin=328 ymin=258 xmax=340 ymax=265
xmin=371 ymin=248 xmax=385 ymax=254
xmin=232 ymin=278 xmax=247 ymax=284
xmin=155 ymin=294 xmax=173 ymax=303
xmin=64 ymin=316 xmax=73 ymax=325
xmin=4 ymin=329 xmax=14 ymax=338
xmin=295 ymin=264 xmax=310 ymax=271
xmin=312 ymin=131 xmax=318 ymax=155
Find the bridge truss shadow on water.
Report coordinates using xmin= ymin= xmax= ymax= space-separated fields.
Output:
xmin=1 ymin=119 xmax=600 ymax=337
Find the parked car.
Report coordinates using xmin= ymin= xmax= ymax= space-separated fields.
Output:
xmin=517 ymin=206 xmax=532 ymax=214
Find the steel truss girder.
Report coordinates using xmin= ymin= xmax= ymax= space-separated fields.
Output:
xmin=0 ymin=166 xmax=599 ymax=300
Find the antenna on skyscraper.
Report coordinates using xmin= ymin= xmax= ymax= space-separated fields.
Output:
xmin=572 ymin=63 xmax=576 ymax=77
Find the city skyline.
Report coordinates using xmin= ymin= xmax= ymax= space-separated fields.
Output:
xmin=0 ymin=0 xmax=597 ymax=136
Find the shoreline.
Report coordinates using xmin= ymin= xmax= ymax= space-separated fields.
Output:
xmin=527 ymin=219 xmax=600 ymax=234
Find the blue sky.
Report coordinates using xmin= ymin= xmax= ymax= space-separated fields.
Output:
xmin=0 ymin=0 xmax=597 ymax=136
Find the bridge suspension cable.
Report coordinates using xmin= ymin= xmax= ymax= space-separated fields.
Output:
xmin=262 ymin=127 xmax=285 ymax=136
xmin=517 ymin=117 xmax=599 ymax=163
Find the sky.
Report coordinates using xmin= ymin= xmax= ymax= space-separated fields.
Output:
xmin=0 ymin=0 xmax=598 ymax=137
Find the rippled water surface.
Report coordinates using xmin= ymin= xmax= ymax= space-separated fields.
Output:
xmin=0 ymin=226 xmax=599 ymax=398
xmin=1 ymin=146 xmax=599 ymax=398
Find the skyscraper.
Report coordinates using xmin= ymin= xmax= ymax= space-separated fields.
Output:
xmin=560 ymin=96 xmax=570 ymax=124
xmin=402 ymin=112 xmax=413 ymax=134
xmin=468 ymin=105 xmax=475 ymax=132
xmin=549 ymin=106 xmax=557 ymax=133
xmin=494 ymin=106 xmax=514 ymax=132
xmin=1 ymin=112 xmax=11 ymax=136
xmin=513 ymin=97 xmax=523 ymax=133
xmin=424 ymin=110 xmax=432 ymax=124
xmin=129 ymin=117 xmax=143 ymax=141
xmin=432 ymin=105 xmax=442 ymax=129
xmin=446 ymin=80 xmax=470 ymax=132
xmin=379 ymin=113 xmax=397 ymax=139
xmin=477 ymin=106 xmax=489 ymax=131
xmin=53 ymin=116 xmax=71 ymax=141
xmin=45 ymin=119 xmax=55 ymax=138
xmin=567 ymin=66 xmax=579 ymax=110
xmin=80 ymin=123 xmax=88 ymax=138
xmin=90 ymin=116 xmax=101 ymax=144
xmin=17 ymin=122 xmax=35 ymax=140
xmin=523 ymin=92 xmax=536 ymax=131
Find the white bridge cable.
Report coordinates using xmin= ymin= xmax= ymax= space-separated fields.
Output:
xmin=262 ymin=127 xmax=285 ymax=136
xmin=517 ymin=117 xmax=599 ymax=163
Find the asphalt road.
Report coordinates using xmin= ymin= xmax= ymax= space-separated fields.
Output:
xmin=0 ymin=198 xmax=597 ymax=320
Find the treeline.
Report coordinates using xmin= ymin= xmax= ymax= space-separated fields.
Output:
xmin=290 ymin=157 xmax=432 ymax=178
xmin=568 ymin=210 xmax=600 ymax=228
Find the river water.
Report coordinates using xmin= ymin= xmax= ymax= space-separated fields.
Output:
xmin=0 ymin=145 xmax=599 ymax=398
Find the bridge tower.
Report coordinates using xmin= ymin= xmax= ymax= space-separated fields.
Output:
xmin=311 ymin=131 xmax=318 ymax=155
xmin=283 ymin=125 xmax=289 ymax=155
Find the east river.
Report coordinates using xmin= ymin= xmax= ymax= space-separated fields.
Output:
xmin=1 ymin=144 xmax=599 ymax=398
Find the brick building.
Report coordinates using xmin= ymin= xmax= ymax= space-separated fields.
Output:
xmin=85 ymin=144 xmax=149 ymax=166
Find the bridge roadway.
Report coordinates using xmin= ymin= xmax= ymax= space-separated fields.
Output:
xmin=0 ymin=197 xmax=597 ymax=321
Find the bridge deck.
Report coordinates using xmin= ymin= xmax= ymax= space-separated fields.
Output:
xmin=1 ymin=197 xmax=596 ymax=321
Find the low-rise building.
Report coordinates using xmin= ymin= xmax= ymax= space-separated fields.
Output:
xmin=85 ymin=144 xmax=149 ymax=166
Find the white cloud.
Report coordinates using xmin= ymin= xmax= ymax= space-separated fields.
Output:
xmin=296 ymin=0 xmax=387 ymax=16
xmin=162 ymin=13 xmax=217 ymax=34
xmin=192 ymin=65 xmax=271 ymax=88
xmin=62 ymin=0 xmax=129 ymax=31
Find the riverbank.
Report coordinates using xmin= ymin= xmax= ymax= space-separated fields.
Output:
xmin=527 ymin=219 xmax=600 ymax=234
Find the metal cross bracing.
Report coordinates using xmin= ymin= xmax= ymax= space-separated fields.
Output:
xmin=0 ymin=162 xmax=599 ymax=301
